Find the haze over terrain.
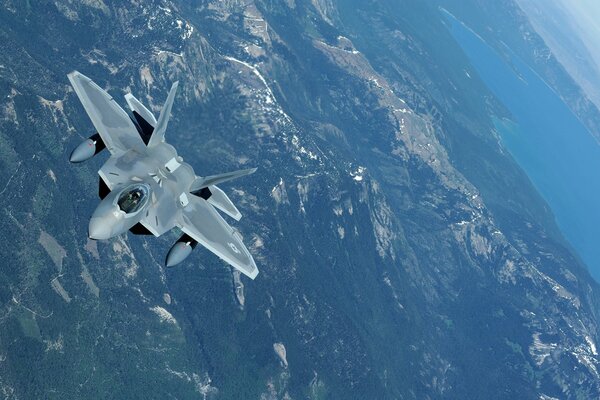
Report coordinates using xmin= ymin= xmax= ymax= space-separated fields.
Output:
xmin=443 ymin=6 xmax=600 ymax=282
xmin=1 ymin=0 xmax=600 ymax=399
xmin=517 ymin=0 xmax=600 ymax=112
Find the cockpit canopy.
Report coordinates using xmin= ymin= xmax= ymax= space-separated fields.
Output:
xmin=117 ymin=184 xmax=149 ymax=214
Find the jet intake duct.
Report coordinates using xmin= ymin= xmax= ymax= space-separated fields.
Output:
xmin=69 ymin=133 xmax=106 ymax=163
xmin=165 ymin=234 xmax=198 ymax=267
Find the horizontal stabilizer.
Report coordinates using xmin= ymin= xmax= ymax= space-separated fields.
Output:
xmin=190 ymin=168 xmax=256 ymax=192
xmin=208 ymin=185 xmax=242 ymax=221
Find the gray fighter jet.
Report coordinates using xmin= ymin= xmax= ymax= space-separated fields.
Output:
xmin=68 ymin=71 xmax=258 ymax=279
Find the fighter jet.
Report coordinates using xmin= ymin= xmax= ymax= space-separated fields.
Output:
xmin=67 ymin=71 xmax=258 ymax=279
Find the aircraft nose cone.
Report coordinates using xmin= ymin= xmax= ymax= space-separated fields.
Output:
xmin=88 ymin=217 xmax=113 ymax=240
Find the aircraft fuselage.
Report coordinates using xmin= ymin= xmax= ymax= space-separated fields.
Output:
xmin=90 ymin=143 xmax=196 ymax=240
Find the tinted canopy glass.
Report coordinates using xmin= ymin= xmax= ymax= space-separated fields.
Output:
xmin=117 ymin=184 xmax=149 ymax=214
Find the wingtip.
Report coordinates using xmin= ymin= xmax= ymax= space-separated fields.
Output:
xmin=67 ymin=70 xmax=88 ymax=81
xmin=67 ymin=70 xmax=91 ymax=86
xmin=244 ymin=264 xmax=259 ymax=280
xmin=67 ymin=70 xmax=79 ymax=85
xmin=243 ymin=167 xmax=257 ymax=176
xmin=247 ymin=256 xmax=259 ymax=280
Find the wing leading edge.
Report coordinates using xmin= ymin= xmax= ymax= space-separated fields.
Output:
xmin=178 ymin=196 xmax=258 ymax=279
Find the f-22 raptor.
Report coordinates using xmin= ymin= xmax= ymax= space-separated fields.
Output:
xmin=68 ymin=71 xmax=258 ymax=279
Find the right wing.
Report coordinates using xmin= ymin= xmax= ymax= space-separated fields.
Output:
xmin=178 ymin=196 xmax=258 ymax=279
xmin=68 ymin=71 xmax=145 ymax=154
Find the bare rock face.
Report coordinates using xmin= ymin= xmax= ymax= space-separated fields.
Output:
xmin=0 ymin=0 xmax=599 ymax=398
xmin=273 ymin=342 xmax=288 ymax=368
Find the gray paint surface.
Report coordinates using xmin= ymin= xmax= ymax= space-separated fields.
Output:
xmin=68 ymin=71 xmax=258 ymax=279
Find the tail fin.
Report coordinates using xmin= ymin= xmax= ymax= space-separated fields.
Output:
xmin=190 ymin=168 xmax=257 ymax=192
xmin=125 ymin=93 xmax=156 ymax=144
xmin=148 ymin=81 xmax=178 ymax=146
xmin=125 ymin=93 xmax=157 ymax=127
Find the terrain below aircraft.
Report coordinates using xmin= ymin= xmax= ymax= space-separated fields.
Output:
xmin=68 ymin=71 xmax=258 ymax=279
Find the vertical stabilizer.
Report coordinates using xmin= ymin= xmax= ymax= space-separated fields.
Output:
xmin=125 ymin=93 xmax=157 ymax=127
xmin=148 ymin=81 xmax=178 ymax=146
xmin=190 ymin=168 xmax=257 ymax=192
xmin=207 ymin=185 xmax=243 ymax=220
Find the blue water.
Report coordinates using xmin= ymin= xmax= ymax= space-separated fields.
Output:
xmin=446 ymin=13 xmax=600 ymax=281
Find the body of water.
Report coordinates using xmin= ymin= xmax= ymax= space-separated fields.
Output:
xmin=446 ymin=12 xmax=600 ymax=281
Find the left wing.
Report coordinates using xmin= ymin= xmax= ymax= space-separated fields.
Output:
xmin=68 ymin=71 xmax=145 ymax=154
xmin=178 ymin=196 xmax=258 ymax=279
